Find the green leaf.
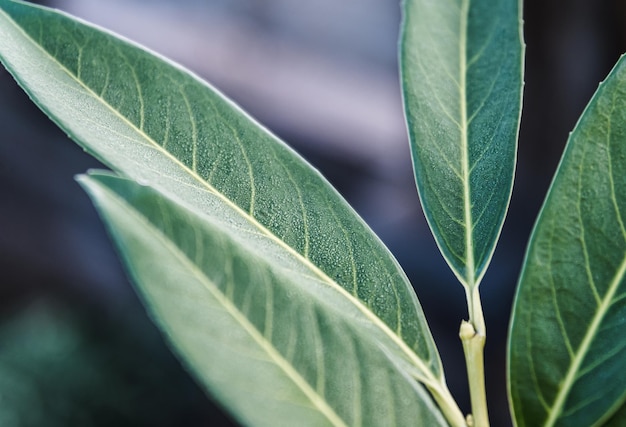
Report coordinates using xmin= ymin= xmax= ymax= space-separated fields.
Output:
xmin=508 ymin=54 xmax=626 ymax=427
xmin=79 ymin=171 xmax=449 ymax=427
xmin=400 ymin=0 xmax=524 ymax=289
xmin=603 ymin=402 xmax=626 ymax=427
xmin=0 ymin=301 xmax=218 ymax=426
xmin=0 ymin=0 xmax=463 ymax=425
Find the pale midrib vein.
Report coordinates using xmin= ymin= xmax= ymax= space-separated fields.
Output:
xmin=3 ymin=11 xmax=446 ymax=391
xmin=544 ymin=252 xmax=626 ymax=426
xmin=545 ymin=97 xmax=626 ymax=425
xmin=96 ymin=182 xmax=348 ymax=427
xmin=459 ymin=0 xmax=475 ymax=289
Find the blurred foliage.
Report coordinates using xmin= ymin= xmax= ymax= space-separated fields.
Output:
xmin=0 ymin=298 xmax=237 ymax=426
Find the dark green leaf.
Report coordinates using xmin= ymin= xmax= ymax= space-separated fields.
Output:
xmin=602 ymin=401 xmax=626 ymax=427
xmin=509 ymin=54 xmax=626 ymax=427
xmin=400 ymin=0 xmax=523 ymax=288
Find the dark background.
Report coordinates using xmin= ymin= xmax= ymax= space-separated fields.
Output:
xmin=1 ymin=1 xmax=625 ymax=425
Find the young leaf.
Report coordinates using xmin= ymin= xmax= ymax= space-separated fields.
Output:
xmin=400 ymin=0 xmax=523 ymax=290
xmin=0 ymin=0 xmax=464 ymax=425
xmin=79 ymin=171 xmax=450 ymax=427
xmin=509 ymin=55 xmax=626 ymax=427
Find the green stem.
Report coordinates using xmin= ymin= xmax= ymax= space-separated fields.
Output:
xmin=427 ymin=381 xmax=468 ymax=427
xmin=460 ymin=286 xmax=489 ymax=427
xmin=465 ymin=286 xmax=485 ymax=336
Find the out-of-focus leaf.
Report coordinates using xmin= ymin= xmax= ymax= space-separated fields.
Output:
xmin=509 ymin=54 xmax=626 ymax=427
xmin=0 ymin=301 xmax=234 ymax=426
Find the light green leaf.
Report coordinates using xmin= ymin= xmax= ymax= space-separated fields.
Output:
xmin=508 ymin=55 xmax=626 ymax=427
xmin=79 ymin=171 xmax=449 ymax=427
xmin=0 ymin=0 xmax=464 ymax=425
xmin=400 ymin=0 xmax=524 ymax=289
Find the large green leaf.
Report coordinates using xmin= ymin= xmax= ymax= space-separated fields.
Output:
xmin=508 ymin=55 xmax=626 ymax=427
xmin=400 ymin=0 xmax=523 ymax=290
xmin=0 ymin=0 xmax=464 ymax=425
xmin=79 ymin=171 xmax=450 ymax=427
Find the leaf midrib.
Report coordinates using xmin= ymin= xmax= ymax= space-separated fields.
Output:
xmin=90 ymin=177 xmax=349 ymax=427
xmin=544 ymin=107 xmax=626 ymax=425
xmin=0 ymin=6 xmax=443 ymax=388
xmin=544 ymin=253 xmax=626 ymax=426
xmin=459 ymin=0 xmax=476 ymax=290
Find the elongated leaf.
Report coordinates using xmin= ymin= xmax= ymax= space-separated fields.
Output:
xmin=508 ymin=55 xmax=626 ymax=427
xmin=400 ymin=0 xmax=523 ymax=288
xmin=0 ymin=0 xmax=463 ymax=425
xmin=79 ymin=171 xmax=449 ymax=427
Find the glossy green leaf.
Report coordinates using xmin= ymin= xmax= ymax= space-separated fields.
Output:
xmin=400 ymin=0 xmax=523 ymax=288
xmin=0 ymin=0 xmax=463 ymax=425
xmin=79 ymin=172 xmax=449 ymax=427
xmin=509 ymin=55 xmax=626 ymax=427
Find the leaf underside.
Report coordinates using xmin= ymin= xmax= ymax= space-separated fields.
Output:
xmin=400 ymin=0 xmax=523 ymax=287
xmin=0 ymin=0 xmax=452 ymax=425
xmin=80 ymin=172 xmax=448 ymax=427
xmin=509 ymin=54 xmax=626 ymax=427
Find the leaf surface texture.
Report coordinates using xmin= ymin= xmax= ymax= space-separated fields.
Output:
xmin=509 ymin=55 xmax=626 ymax=427
xmin=0 ymin=0 xmax=455 ymax=424
xmin=80 ymin=173 xmax=450 ymax=427
xmin=400 ymin=0 xmax=523 ymax=287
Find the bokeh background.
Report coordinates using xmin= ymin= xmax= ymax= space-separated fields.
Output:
xmin=1 ymin=1 xmax=625 ymax=425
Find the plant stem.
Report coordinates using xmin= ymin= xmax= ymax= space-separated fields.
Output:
xmin=465 ymin=286 xmax=485 ymax=336
xmin=460 ymin=286 xmax=489 ymax=427
xmin=428 ymin=381 xmax=469 ymax=427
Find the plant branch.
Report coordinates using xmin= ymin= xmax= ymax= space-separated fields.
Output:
xmin=460 ymin=318 xmax=489 ymax=427
xmin=465 ymin=286 xmax=485 ymax=336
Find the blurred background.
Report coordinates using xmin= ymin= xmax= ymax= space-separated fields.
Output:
xmin=1 ymin=0 xmax=625 ymax=425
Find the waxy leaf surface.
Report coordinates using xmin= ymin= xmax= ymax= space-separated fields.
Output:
xmin=509 ymin=55 xmax=626 ymax=427
xmin=400 ymin=0 xmax=523 ymax=288
xmin=0 ymin=0 xmax=460 ymax=425
xmin=80 ymin=172 xmax=449 ymax=427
